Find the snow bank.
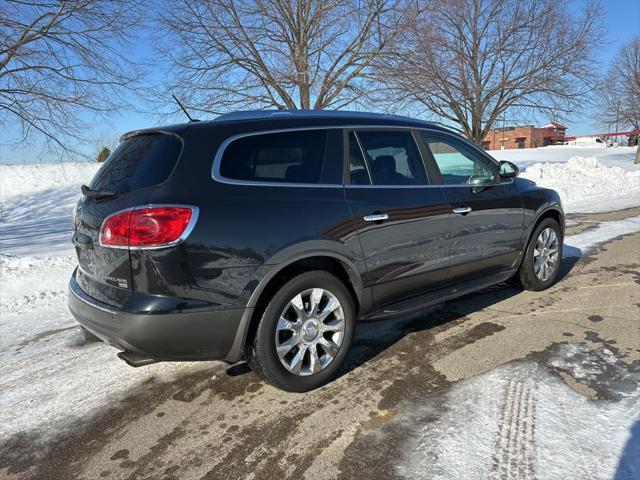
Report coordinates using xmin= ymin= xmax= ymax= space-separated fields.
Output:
xmin=490 ymin=145 xmax=638 ymax=172
xmin=0 ymin=161 xmax=99 ymax=199
xmin=519 ymin=156 xmax=640 ymax=213
xmin=0 ymin=162 xmax=99 ymax=256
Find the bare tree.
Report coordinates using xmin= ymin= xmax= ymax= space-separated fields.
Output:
xmin=157 ymin=0 xmax=402 ymax=113
xmin=595 ymin=36 xmax=640 ymax=132
xmin=0 ymin=0 xmax=144 ymax=155
xmin=378 ymin=0 xmax=604 ymax=143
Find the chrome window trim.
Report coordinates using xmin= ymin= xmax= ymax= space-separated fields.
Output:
xmin=98 ymin=204 xmax=200 ymax=250
xmin=211 ymin=124 xmax=457 ymax=187
xmin=211 ymin=124 xmax=507 ymax=188
xmin=342 ymin=179 xmax=514 ymax=189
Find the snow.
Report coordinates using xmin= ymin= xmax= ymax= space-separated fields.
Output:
xmin=519 ymin=157 xmax=639 ymax=213
xmin=0 ymin=161 xmax=212 ymax=446
xmin=563 ymin=215 xmax=640 ymax=258
xmin=489 ymin=145 xmax=638 ymax=171
xmin=489 ymin=146 xmax=640 ymax=213
xmin=0 ymin=153 xmax=639 ymax=459
xmin=397 ymin=350 xmax=639 ymax=480
xmin=0 ymin=162 xmax=99 ymax=256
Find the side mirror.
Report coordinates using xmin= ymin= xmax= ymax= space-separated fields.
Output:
xmin=499 ymin=160 xmax=519 ymax=178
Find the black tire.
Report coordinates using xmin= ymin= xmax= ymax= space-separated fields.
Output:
xmin=517 ymin=218 xmax=563 ymax=291
xmin=244 ymin=270 xmax=356 ymax=392
xmin=81 ymin=326 xmax=102 ymax=343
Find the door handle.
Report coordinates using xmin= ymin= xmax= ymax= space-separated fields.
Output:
xmin=452 ymin=206 xmax=472 ymax=215
xmin=363 ymin=213 xmax=389 ymax=222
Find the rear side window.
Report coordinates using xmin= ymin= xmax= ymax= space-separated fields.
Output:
xmin=90 ymin=134 xmax=182 ymax=194
xmin=356 ymin=131 xmax=428 ymax=186
xmin=219 ymin=130 xmax=327 ymax=184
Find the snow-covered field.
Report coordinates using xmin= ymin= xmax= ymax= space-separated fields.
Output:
xmin=0 ymin=145 xmax=639 ymax=477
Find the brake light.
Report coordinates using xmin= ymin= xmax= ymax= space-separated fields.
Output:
xmin=100 ymin=206 xmax=198 ymax=249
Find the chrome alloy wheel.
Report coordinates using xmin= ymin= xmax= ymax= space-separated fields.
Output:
xmin=275 ymin=288 xmax=345 ymax=376
xmin=533 ymin=227 xmax=559 ymax=281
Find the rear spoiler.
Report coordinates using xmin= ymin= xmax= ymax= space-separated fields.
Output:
xmin=120 ymin=126 xmax=190 ymax=143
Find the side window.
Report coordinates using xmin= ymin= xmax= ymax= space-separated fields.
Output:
xmin=422 ymin=135 xmax=497 ymax=185
xmin=356 ymin=131 xmax=428 ymax=186
xmin=220 ymin=130 xmax=327 ymax=184
xmin=348 ymin=132 xmax=371 ymax=185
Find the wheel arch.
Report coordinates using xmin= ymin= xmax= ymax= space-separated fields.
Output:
xmin=513 ymin=204 xmax=565 ymax=272
xmin=225 ymin=252 xmax=365 ymax=362
xmin=529 ymin=205 xmax=565 ymax=241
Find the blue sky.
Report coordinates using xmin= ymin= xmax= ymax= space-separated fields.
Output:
xmin=1 ymin=0 xmax=639 ymax=164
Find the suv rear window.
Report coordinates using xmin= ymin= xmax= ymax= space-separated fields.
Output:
xmin=219 ymin=130 xmax=327 ymax=184
xmin=90 ymin=134 xmax=182 ymax=194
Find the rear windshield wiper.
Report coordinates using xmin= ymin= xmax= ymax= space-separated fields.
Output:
xmin=81 ymin=184 xmax=117 ymax=200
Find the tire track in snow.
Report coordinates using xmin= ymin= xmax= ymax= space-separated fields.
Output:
xmin=490 ymin=379 xmax=537 ymax=480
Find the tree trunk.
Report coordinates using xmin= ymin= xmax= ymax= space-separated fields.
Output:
xmin=635 ymin=145 xmax=639 ymax=164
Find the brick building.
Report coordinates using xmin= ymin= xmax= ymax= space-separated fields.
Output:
xmin=482 ymin=123 xmax=566 ymax=150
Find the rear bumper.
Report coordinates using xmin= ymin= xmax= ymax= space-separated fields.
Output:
xmin=68 ymin=271 xmax=245 ymax=363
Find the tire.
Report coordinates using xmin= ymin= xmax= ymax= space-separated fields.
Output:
xmin=81 ymin=326 xmax=102 ymax=343
xmin=517 ymin=218 xmax=563 ymax=291
xmin=244 ymin=270 xmax=356 ymax=392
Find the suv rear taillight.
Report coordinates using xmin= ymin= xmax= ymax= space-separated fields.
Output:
xmin=100 ymin=205 xmax=198 ymax=249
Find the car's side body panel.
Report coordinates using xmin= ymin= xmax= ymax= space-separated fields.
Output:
xmin=443 ymin=181 xmax=525 ymax=281
xmin=344 ymin=185 xmax=451 ymax=307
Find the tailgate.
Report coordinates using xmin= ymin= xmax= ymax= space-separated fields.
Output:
xmin=72 ymin=132 xmax=183 ymax=308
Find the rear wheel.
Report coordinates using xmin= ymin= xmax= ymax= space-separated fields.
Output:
xmin=517 ymin=218 xmax=563 ymax=291
xmin=244 ymin=271 xmax=355 ymax=392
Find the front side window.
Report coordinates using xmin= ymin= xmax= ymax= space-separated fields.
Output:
xmin=355 ymin=131 xmax=427 ymax=186
xmin=220 ymin=130 xmax=327 ymax=184
xmin=422 ymin=135 xmax=497 ymax=185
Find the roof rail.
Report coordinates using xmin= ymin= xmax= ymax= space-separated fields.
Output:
xmin=214 ymin=109 xmax=421 ymax=123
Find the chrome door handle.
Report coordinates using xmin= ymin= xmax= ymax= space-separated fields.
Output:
xmin=452 ymin=207 xmax=472 ymax=215
xmin=363 ymin=213 xmax=389 ymax=222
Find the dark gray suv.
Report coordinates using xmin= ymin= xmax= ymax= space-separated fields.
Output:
xmin=68 ymin=110 xmax=564 ymax=391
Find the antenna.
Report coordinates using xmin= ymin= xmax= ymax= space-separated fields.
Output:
xmin=172 ymin=94 xmax=198 ymax=122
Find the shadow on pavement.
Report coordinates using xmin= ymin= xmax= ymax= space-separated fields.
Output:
xmin=615 ymin=419 xmax=640 ymax=480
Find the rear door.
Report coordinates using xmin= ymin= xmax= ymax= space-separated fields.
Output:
xmin=419 ymin=132 xmax=523 ymax=282
xmin=344 ymin=129 xmax=450 ymax=308
xmin=73 ymin=132 xmax=183 ymax=307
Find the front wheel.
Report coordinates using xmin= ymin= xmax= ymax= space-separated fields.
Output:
xmin=516 ymin=218 xmax=563 ymax=291
xmin=244 ymin=271 xmax=356 ymax=392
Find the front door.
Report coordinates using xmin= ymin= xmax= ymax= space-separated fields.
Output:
xmin=343 ymin=129 xmax=450 ymax=308
xmin=419 ymin=132 xmax=524 ymax=283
